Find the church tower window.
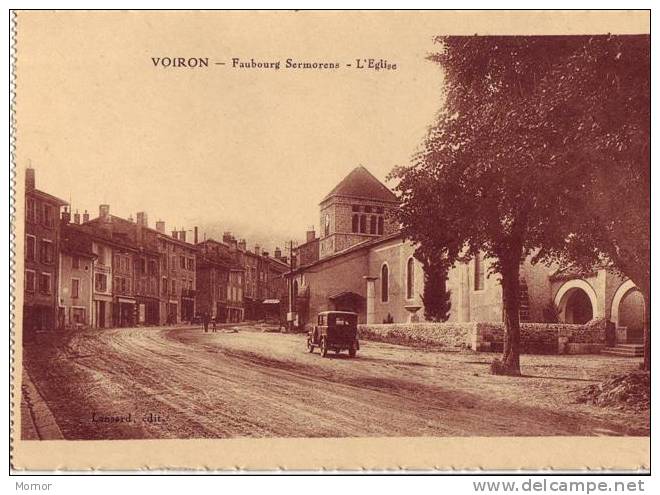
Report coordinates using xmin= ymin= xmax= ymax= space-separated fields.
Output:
xmin=359 ymin=215 xmax=367 ymax=233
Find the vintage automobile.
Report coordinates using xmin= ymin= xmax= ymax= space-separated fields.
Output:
xmin=307 ymin=311 xmax=359 ymax=358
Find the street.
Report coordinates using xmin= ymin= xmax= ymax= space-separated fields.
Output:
xmin=22 ymin=325 xmax=649 ymax=439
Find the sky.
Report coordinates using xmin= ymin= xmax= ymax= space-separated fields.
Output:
xmin=17 ymin=11 xmax=449 ymax=253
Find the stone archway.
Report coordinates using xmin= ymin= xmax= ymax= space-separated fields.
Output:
xmin=611 ymin=280 xmax=646 ymax=342
xmin=554 ymin=279 xmax=601 ymax=323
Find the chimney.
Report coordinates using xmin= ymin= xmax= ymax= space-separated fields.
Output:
xmin=223 ymin=232 xmax=233 ymax=244
xmin=156 ymin=220 xmax=166 ymax=233
xmin=99 ymin=204 xmax=110 ymax=222
xmin=194 ymin=226 xmax=199 ymax=245
xmin=262 ymin=250 xmax=269 ymax=258
xmin=25 ymin=168 xmax=35 ymax=191
xmin=238 ymin=239 xmax=246 ymax=252
xmin=73 ymin=210 xmax=81 ymax=224
xmin=274 ymin=247 xmax=282 ymax=259
xmin=306 ymin=229 xmax=316 ymax=243
xmin=254 ymin=244 xmax=260 ymax=256
xmin=61 ymin=206 xmax=71 ymax=224
xmin=179 ymin=230 xmax=187 ymax=242
xmin=136 ymin=211 xmax=148 ymax=228
xmin=172 ymin=229 xmax=179 ymax=240
xmin=82 ymin=210 xmax=90 ymax=223
xmin=228 ymin=238 xmax=237 ymax=252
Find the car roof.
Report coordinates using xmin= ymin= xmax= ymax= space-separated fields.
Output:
xmin=318 ymin=311 xmax=358 ymax=316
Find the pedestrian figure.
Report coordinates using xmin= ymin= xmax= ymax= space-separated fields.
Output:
xmin=202 ymin=312 xmax=209 ymax=333
xmin=212 ymin=318 xmax=217 ymax=332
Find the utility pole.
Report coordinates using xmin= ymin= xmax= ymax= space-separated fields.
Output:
xmin=286 ymin=239 xmax=297 ymax=333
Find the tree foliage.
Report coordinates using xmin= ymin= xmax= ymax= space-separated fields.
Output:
xmin=391 ymin=35 xmax=649 ymax=373
xmin=418 ymin=255 xmax=451 ymax=322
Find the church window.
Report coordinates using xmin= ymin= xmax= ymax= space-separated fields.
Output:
xmin=370 ymin=215 xmax=377 ymax=234
xmin=381 ymin=264 xmax=389 ymax=302
xmin=406 ymin=258 xmax=415 ymax=299
xmin=359 ymin=215 xmax=367 ymax=233
xmin=474 ymin=252 xmax=485 ymax=291
xmin=377 ymin=216 xmax=384 ymax=235
xmin=324 ymin=214 xmax=330 ymax=237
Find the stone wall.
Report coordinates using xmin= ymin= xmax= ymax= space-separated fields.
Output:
xmin=358 ymin=318 xmax=607 ymax=354
xmin=358 ymin=322 xmax=477 ymax=350
xmin=473 ymin=318 xmax=607 ymax=354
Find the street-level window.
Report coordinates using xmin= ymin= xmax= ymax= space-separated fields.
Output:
xmin=26 ymin=235 xmax=36 ymax=262
xmin=474 ymin=252 xmax=485 ymax=291
xmin=406 ymin=257 xmax=415 ymax=299
xmin=71 ymin=308 xmax=85 ymax=324
xmin=381 ymin=264 xmax=389 ymax=302
xmin=25 ymin=270 xmax=35 ymax=292
xmin=71 ymin=278 xmax=80 ymax=298
xmin=40 ymin=239 xmax=54 ymax=264
xmin=39 ymin=272 xmax=51 ymax=294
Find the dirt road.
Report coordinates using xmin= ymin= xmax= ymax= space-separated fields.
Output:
xmin=22 ymin=325 xmax=649 ymax=439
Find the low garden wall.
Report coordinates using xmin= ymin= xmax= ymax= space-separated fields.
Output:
xmin=358 ymin=318 xmax=607 ymax=354
xmin=358 ymin=322 xmax=476 ymax=351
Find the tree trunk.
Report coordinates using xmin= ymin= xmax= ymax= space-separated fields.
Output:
xmin=500 ymin=253 xmax=522 ymax=376
xmin=642 ymin=287 xmax=650 ymax=371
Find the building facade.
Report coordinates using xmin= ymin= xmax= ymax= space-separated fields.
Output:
xmin=288 ymin=166 xmax=647 ymax=345
xmin=58 ymin=222 xmax=96 ymax=329
xmin=23 ymin=168 xmax=68 ymax=339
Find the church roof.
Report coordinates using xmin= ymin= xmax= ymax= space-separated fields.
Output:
xmin=320 ymin=166 xmax=398 ymax=204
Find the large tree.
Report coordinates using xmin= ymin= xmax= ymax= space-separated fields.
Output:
xmin=534 ymin=35 xmax=650 ymax=370
xmin=392 ymin=36 xmax=649 ymax=375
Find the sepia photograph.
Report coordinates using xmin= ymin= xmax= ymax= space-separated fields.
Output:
xmin=10 ymin=9 xmax=650 ymax=471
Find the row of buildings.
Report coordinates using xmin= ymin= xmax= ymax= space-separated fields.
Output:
xmin=285 ymin=166 xmax=647 ymax=346
xmin=23 ymin=163 xmax=647 ymax=348
xmin=22 ymin=168 xmax=289 ymax=339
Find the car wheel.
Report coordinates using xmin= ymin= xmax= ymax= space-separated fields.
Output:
xmin=348 ymin=344 xmax=357 ymax=358
xmin=320 ymin=337 xmax=328 ymax=357
xmin=307 ymin=338 xmax=314 ymax=353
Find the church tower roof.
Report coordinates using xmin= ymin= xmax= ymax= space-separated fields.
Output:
xmin=320 ymin=165 xmax=398 ymax=204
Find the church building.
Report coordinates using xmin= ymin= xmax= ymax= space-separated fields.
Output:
xmin=287 ymin=166 xmax=646 ymax=348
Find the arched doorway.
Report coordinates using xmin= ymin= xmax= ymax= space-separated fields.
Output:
xmin=562 ymin=289 xmax=593 ymax=324
xmin=554 ymin=279 xmax=599 ymax=324
xmin=611 ymin=280 xmax=646 ymax=343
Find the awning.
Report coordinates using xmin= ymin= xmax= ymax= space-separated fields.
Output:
xmin=262 ymin=299 xmax=280 ymax=304
xmin=328 ymin=291 xmax=364 ymax=301
xmin=117 ymin=297 xmax=136 ymax=304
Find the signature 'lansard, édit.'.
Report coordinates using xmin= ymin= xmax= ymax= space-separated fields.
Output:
xmin=150 ymin=56 xmax=398 ymax=71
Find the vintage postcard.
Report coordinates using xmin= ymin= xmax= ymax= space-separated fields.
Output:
xmin=10 ymin=10 xmax=650 ymax=471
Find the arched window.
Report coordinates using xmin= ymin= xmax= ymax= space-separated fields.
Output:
xmin=406 ymin=258 xmax=414 ymax=299
xmin=377 ymin=216 xmax=384 ymax=235
xmin=370 ymin=215 xmax=377 ymax=234
xmin=352 ymin=214 xmax=359 ymax=233
xmin=474 ymin=252 xmax=485 ymax=291
xmin=381 ymin=264 xmax=389 ymax=302
xmin=359 ymin=215 xmax=367 ymax=233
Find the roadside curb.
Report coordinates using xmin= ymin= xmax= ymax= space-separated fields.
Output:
xmin=21 ymin=370 xmax=64 ymax=440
